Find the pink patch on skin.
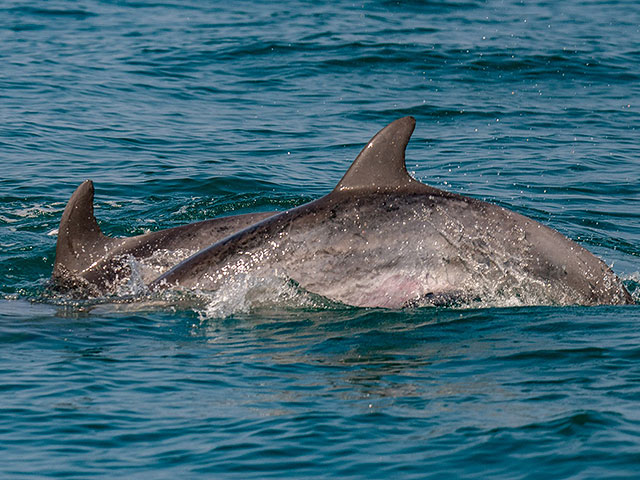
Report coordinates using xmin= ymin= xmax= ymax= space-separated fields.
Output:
xmin=357 ymin=274 xmax=422 ymax=308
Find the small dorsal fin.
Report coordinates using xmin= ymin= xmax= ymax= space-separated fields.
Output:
xmin=334 ymin=116 xmax=422 ymax=193
xmin=53 ymin=180 xmax=109 ymax=276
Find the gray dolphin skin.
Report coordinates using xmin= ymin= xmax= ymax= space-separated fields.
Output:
xmin=51 ymin=180 xmax=275 ymax=294
xmin=149 ymin=117 xmax=632 ymax=307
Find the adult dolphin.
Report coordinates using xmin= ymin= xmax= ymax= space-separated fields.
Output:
xmin=150 ymin=117 xmax=632 ymax=308
xmin=51 ymin=180 xmax=275 ymax=295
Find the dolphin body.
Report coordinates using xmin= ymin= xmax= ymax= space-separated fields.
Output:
xmin=51 ymin=181 xmax=275 ymax=295
xmin=149 ymin=117 xmax=632 ymax=308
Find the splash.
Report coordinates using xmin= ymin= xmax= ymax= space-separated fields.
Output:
xmin=623 ymin=272 xmax=640 ymax=304
xmin=196 ymin=274 xmax=332 ymax=319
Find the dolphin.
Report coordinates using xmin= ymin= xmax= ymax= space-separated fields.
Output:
xmin=149 ymin=117 xmax=632 ymax=308
xmin=51 ymin=180 xmax=275 ymax=295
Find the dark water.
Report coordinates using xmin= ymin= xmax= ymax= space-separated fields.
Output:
xmin=1 ymin=0 xmax=640 ymax=478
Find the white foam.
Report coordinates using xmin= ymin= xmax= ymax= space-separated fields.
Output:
xmin=196 ymin=274 xmax=325 ymax=319
xmin=623 ymin=272 xmax=640 ymax=303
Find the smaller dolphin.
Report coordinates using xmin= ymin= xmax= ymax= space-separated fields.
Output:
xmin=149 ymin=117 xmax=632 ymax=308
xmin=51 ymin=180 xmax=275 ymax=295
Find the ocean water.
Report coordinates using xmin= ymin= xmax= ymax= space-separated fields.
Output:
xmin=1 ymin=0 xmax=640 ymax=478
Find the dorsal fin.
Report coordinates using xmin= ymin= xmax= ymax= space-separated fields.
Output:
xmin=53 ymin=180 xmax=109 ymax=276
xmin=334 ymin=116 xmax=423 ymax=193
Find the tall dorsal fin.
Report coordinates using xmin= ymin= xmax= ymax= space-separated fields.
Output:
xmin=53 ymin=180 xmax=109 ymax=276
xmin=334 ymin=116 xmax=422 ymax=193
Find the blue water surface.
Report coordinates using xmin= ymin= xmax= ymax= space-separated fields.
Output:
xmin=1 ymin=0 xmax=640 ymax=478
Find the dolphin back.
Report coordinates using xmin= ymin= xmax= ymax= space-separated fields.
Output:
xmin=149 ymin=116 xmax=632 ymax=307
xmin=50 ymin=180 xmax=281 ymax=295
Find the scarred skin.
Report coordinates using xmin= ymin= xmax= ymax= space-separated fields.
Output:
xmin=149 ymin=117 xmax=632 ymax=308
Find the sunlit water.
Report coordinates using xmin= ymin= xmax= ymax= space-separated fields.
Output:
xmin=1 ymin=0 xmax=639 ymax=478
